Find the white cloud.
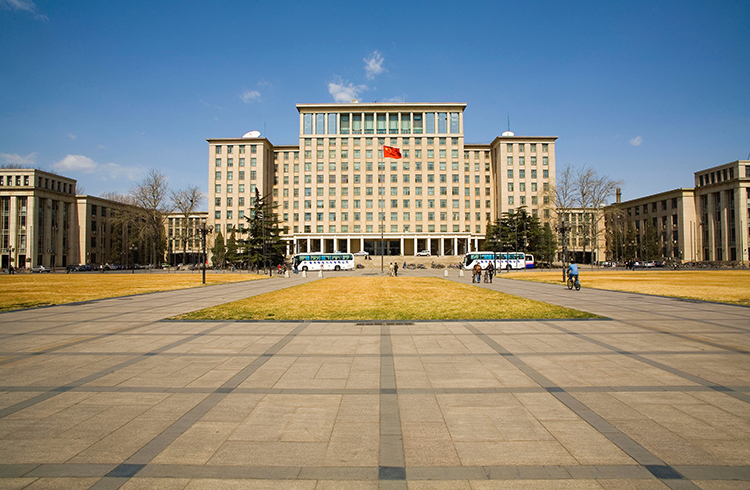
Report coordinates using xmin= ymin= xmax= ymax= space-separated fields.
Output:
xmin=53 ymin=155 xmax=97 ymax=173
xmin=0 ymin=0 xmax=47 ymax=20
xmin=240 ymin=90 xmax=261 ymax=103
xmin=629 ymin=135 xmax=643 ymax=146
xmin=68 ymin=132 xmax=77 ymax=139
xmin=51 ymin=154 xmax=141 ymax=182
xmin=0 ymin=152 xmax=37 ymax=166
xmin=328 ymin=78 xmax=368 ymax=103
xmin=364 ymin=51 xmax=386 ymax=80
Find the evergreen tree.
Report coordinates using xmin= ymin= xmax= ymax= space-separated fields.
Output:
xmin=241 ymin=189 xmax=288 ymax=271
xmin=624 ymin=221 xmax=637 ymax=260
xmin=225 ymin=230 xmax=239 ymax=266
xmin=540 ymin=222 xmax=558 ymax=264
xmin=211 ymin=231 xmax=226 ymax=267
xmin=643 ymin=219 xmax=660 ymax=260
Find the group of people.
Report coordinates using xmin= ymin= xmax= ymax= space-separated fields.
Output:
xmin=472 ymin=262 xmax=494 ymax=283
xmin=388 ymin=262 xmax=399 ymax=276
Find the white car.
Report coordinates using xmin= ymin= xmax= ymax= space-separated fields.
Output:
xmin=353 ymin=250 xmax=369 ymax=256
xmin=31 ymin=265 xmax=51 ymax=273
xmin=416 ymin=250 xmax=431 ymax=256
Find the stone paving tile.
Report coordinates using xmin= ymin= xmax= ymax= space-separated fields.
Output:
xmin=0 ymin=273 xmax=748 ymax=489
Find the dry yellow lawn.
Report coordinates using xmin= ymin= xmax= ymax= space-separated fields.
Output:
xmin=177 ymin=277 xmax=595 ymax=321
xmin=0 ymin=273 xmax=266 ymax=311
xmin=506 ymin=269 xmax=750 ymax=305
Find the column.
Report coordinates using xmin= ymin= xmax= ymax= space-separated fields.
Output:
xmin=427 ymin=237 xmax=432 ymax=254
xmin=346 ymin=237 xmax=351 ymax=253
xmin=319 ymin=237 xmax=324 ymax=253
xmin=413 ymin=237 xmax=417 ymax=255
xmin=400 ymin=237 xmax=404 ymax=255
xmin=453 ymin=237 xmax=458 ymax=256
xmin=360 ymin=237 xmax=364 ymax=253
xmin=306 ymin=237 xmax=311 ymax=253
xmin=440 ymin=238 xmax=444 ymax=256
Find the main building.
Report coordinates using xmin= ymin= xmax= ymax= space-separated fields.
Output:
xmin=208 ymin=102 xmax=557 ymax=256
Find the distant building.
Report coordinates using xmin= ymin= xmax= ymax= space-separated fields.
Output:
xmin=608 ymin=160 xmax=749 ymax=263
xmin=0 ymin=168 xmax=140 ymax=270
xmin=165 ymin=211 xmax=208 ymax=265
xmin=208 ymin=101 xmax=557 ymax=256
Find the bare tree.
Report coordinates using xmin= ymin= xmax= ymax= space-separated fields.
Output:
xmin=130 ymin=169 xmax=171 ymax=266
xmin=171 ymin=185 xmax=205 ymax=264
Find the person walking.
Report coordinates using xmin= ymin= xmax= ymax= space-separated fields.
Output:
xmin=394 ymin=262 xmax=399 ymax=277
xmin=473 ymin=263 xmax=481 ymax=283
xmin=487 ymin=261 xmax=494 ymax=283
xmin=389 ymin=262 xmax=395 ymax=277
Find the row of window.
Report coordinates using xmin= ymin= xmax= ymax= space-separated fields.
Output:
xmin=214 ymin=171 xmax=256 ymax=181
xmin=278 ymin=198 xmax=492 ymax=210
xmin=627 ymin=197 xmax=680 ymax=216
xmin=214 ymin=144 xmax=257 ymax=154
xmin=302 ymin=112 xmax=461 ymax=136
xmin=280 ymin=161 xmax=493 ymax=173
xmin=294 ymin=224 xmax=482 ymax=234
xmin=214 ymin=158 xmax=257 ymax=167
xmin=698 ymin=167 xmax=739 ymax=186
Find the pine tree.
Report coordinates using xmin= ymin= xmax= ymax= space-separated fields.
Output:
xmin=241 ymin=189 xmax=288 ymax=271
xmin=211 ymin=231 xmax=226 ymax=267
xmin=226 ymin=230 xmax=239 ymax=266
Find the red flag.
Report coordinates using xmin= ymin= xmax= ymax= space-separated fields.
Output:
xmin=383 ymin=145 xmax=402 ymax=159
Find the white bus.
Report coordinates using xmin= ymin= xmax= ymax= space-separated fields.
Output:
xmin=292 ymin=253 xmax=355 ymax=272
xmin=525 ymin=254 xmax=535 ymax=269
xmin=463 ymin=252 xmax=526 ymax=271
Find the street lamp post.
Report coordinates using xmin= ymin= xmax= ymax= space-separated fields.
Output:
xmin=199 ymin=222 xmax=214 ymax=284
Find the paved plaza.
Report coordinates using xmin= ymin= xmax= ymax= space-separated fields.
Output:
xmin=0 ymin=270 xmax=748 ymax=489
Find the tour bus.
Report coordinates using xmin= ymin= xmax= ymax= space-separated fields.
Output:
xmin=463 ymin=252 xmax=526 ymax=271
xmin=525 ymin=254 xmax=535 ymax=269
xmin=292 ymin=252 xmax=355 ymax=272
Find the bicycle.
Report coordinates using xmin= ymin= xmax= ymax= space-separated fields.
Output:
xmin=566 ymin=276 xmax=581 ymax=291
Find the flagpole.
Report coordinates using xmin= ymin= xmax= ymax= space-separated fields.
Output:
xmin=381 ymin=154 xmax=385 ymax=273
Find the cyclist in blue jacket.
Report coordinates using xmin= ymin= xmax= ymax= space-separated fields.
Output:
xmin=567 ymin=263 xmax=579 ymax=284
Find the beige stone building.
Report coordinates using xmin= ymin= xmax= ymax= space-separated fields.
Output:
xmin=609 ymin=188 xmax=698 ymax=262
xmin=165 ymin=211 xmax=208 ymax=265
xmin=608 ymin=160 xmax=749 ymax=263
xmin=208 ymin=102 xmax=556 ymax=256
xmin=1 ymin=168 xmax=141 ymax=270
xmin=694 ymin=160 xmax=750 ymax=262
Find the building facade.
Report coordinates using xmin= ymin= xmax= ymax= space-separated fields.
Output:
xmin=208 ymin=102 xmax=556 ymax=256
xmin=695 ymin=160 xmax=750 ymax=262
xmin=609 ymin=188 xmax=698 ymax=262
xmin=1 ymin=168 xmax=141 ymax=270
xmin=608 ymin=160 xmax=749 ymax=263
xmin=1 ymin=169 xmax=78 ymax=269
xmin=166 ymin=211 xmax=208 ymax=265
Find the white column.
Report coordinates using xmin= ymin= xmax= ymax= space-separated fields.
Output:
xmin=319 ymin=237 xmax=324 ymax=253
xmin=427 ymin=237 xmax=432 ymax=254
xmin=400 ymin=237 xmax=404 ymax=255
xmin=440 ymin=238 xmax=445 ymax=256
xmin=413 ymin=237 xmax=417 ymax=255
xmin=360 ymin=237 xmax=364 ymax=252
xmin=346 ymin=237 xmax=351 ymax=253
xmin=306 ymin=237 xmax=311 ymax=253
xmin=453 ymin=237 xmax=458 ymax=256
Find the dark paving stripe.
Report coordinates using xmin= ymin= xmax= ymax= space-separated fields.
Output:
xmin=616 ymin=319 xmax=750 ymax=354
xmin=3 ymin=384 xmax=748 ymax=396
xmin=462 ymin=322 xmax=701 ymax=489
xmin=379 ymin=324 xmax=406 ymax=490
xmin=88 ymin=322 xmax=310 ymax=490
xmin=0 ymin=322 xmax=237 ymax=418
xmin=2 ymin=463 xmax=747 ymax=481
xmin=543 ymin=321 xmax=750 ymax=404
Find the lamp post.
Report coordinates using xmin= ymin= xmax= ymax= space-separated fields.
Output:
xmin=199 ymin=222 xmax=213 ymax=284
xmin=130 ymin=244 xmax=136 ymax=274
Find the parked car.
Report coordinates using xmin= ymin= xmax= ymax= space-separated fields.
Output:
xmin=353 ymin=250 xmax=369 ymax=256
xmin=416 ymin=250 xmax=431 ymax=256
xmin=31 ymin=265 xmax=51 ymax=273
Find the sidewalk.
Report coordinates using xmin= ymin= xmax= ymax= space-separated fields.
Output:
xmin=0 ymin=269 xmax=748 ymax=489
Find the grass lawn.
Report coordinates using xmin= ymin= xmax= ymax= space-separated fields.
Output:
xmin=505 ymin=269 xmax=750 ymax=305
xmin=176 ymin=277 xmax=596 ymax=321
xmin=0 ymin=272 xmax=266 ymax=311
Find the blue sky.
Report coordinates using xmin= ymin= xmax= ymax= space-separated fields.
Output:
xmin=1 ymin=0 xmax=748 ymax=204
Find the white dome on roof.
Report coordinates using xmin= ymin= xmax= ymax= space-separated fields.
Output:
xmin=502 ymin=131 xmax=515 ymax=136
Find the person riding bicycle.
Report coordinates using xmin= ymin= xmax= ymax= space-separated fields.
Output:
xmin=566 ymin=263 xmax=579 ymax=285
